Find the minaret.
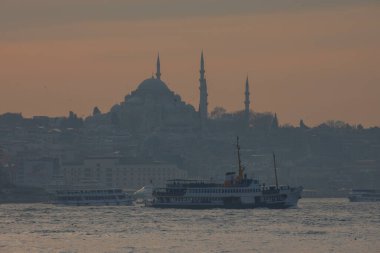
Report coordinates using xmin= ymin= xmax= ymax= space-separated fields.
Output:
xmin=156 ymin=53 xmax=161 ymax=80
xmin=244 ymin=76 xmax=250 ymax=127
xmin=199 ymin=51 xmax=208 ymax=125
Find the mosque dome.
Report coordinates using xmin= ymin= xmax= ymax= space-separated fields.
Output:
xmin=136 ymin=77 xmax=170 ymax=94
xmin=102 ymin=54 xmax=204 ymax=130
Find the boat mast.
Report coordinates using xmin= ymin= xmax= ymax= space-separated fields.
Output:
xmin=237 ymin=136 xmax=243 ymax=179
xmin=272 ymin=152 xmax=279 ymax=189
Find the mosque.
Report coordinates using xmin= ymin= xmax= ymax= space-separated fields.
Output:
xmin=104 ymin=52 xmax=251 ymax=132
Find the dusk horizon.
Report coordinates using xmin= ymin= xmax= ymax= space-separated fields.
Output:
xmin=1 ymin=1 xmax=379 ymax=253
xmin=1 ymin=0 xmax=380 ymax=127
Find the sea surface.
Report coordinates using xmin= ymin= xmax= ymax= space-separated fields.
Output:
xmin=0 ymin=198 xmax=379 ymax=253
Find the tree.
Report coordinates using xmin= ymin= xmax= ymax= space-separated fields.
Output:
xmin=326 ymin=120 xmax=348 ymax=129
xmin=299 ymin=119 xmax=309 ymax=129
xmin=92 ymin=107 xmax=101 ymax=116
xmin=210 ymin=106 xmax=227 ymax=119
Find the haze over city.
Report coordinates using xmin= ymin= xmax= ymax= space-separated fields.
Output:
xmin=1 ymin=1 xmax=380 ymax=252
xmin=1 ymin=0 xmax=379 ymax=126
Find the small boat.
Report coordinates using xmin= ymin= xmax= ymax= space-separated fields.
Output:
xmin=348 ymin=189 xmax=380 ymax=202
xmin=149 ymin=137 xmax=303 ymax=209
xmin=53 ymin=188 xmax=133 ymax=206
xmin=133 ymin=183 xmax=154 ymax=204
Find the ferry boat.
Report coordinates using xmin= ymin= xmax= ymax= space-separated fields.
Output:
xmin=150 ymin=137 xmax=303 ymax=209
xmin=348 ymin=189 xmax=380 ymax=202
xmin=53 ymin=188 xmax=133 ymax=206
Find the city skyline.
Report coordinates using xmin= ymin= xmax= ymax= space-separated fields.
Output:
xmin=1 ymin=0 xmax=379 ymax=126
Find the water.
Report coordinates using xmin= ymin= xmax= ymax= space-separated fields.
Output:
xmin=0 ymin=198 xmax=379 ymax=253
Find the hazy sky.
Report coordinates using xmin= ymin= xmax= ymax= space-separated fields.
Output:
xmin=1 ymin=0 xmax=379 ymax=126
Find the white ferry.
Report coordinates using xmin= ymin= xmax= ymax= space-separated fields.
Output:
xmin=150 ymin=137 xmax=303 ymax=209
xmin=348 ymin=189 xmax=380 ymax=202
xmin=53 ymin=188 xmax=133 ymax=206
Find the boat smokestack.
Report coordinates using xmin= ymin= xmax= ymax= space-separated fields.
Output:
xmin=237 ymin=136 xmax=244 ymax=180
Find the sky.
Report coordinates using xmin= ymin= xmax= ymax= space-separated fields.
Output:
xmin=0 ymin=0 xmax=379 ymax=127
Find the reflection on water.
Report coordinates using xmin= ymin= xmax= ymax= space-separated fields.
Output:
xmin=0 ymin=198 xmax=379 ymax=252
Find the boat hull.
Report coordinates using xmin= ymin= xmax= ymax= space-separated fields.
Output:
xmin=348 ymin=197 xmax=380 ymax=202
xmin=53 ymin=188 xmax=133 ymax=206
xmin=53 ymin=200 xmax=133 ymax=206
xmin=149 ymin=202 xmax=294 ymax=209
xmin=348 ymin=189 xmax=380 ymax=202
xmin=150 ymin=186 xmax=302 ymax=209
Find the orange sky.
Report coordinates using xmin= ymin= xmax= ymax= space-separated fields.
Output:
xmin=0 ymin=1 xmax=379 ymax=126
